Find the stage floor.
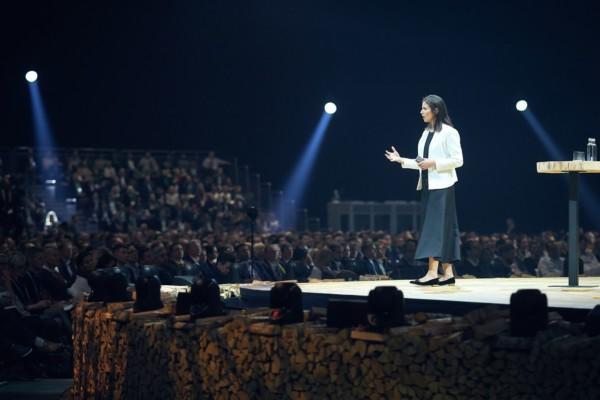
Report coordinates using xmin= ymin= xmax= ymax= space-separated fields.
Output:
xmin=239 ymin=277 xmax=600 ymax=318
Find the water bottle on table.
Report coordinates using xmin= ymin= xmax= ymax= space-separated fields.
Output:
xmin=587 ymin=138 xmax=597 ymax=161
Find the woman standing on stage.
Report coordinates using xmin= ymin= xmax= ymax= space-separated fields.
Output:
xmin=385 ymin=95 xmax=463 ymax=285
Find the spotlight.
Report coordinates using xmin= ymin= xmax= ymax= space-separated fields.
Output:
xmin=367 ymin=286 xmax=405 ymax=329
xmin=270 ymin=282 xmax=303 ymax=324
xmin=25 ymin=71 xmax=38 ymax=83
xmin=324 ymin=102 xmax=337 ymax=115
xmin=510 ymin=289 xmax=547 ymax=337
xmin=516 ymin=100 xmax=528 ymax=112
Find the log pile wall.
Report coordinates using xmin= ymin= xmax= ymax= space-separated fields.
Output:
xmin=72 ymin=303 xmax=600 ymax=400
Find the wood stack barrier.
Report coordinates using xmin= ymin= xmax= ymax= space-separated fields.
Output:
xmin=72 ymin=301 xmax=600 ymax=400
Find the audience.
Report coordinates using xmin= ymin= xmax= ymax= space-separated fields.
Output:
xmin=1 ymin=146 xmax=600 ymax=381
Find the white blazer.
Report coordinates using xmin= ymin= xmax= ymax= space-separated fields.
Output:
xmin=401 ymin=123 xmax=463 ymax=191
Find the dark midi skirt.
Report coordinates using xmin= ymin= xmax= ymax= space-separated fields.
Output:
xmin=414 ymin=185 xmax=461 ymax=263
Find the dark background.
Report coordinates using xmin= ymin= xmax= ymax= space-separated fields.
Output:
xmin=2 ymin=1 xmax=599 ymax=233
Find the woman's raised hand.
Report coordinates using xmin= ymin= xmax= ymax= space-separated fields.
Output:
xmin=385 ymin=146 xmax=402 ymax=163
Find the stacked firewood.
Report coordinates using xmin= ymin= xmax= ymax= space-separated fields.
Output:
xmin=72 ymin=303 xmax=600 ymax=400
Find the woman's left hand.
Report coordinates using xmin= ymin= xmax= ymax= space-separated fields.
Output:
xmin=417 ymin=159 xmax=436 ymax=170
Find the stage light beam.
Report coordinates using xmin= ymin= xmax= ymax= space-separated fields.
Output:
xmin=517 ymin=101 xmax=600 ymax=229
xmin=516 ymin=100 xmax=528 ymax=112
xmin=277 ymin=104 xmax=337 ymax=228
xmin=324 ymin=102 xmax=337 ymax=115
xmin=25 ymin=70 xmax=38 ymax=83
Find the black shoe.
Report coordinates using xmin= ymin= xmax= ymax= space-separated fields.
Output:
xmin=438 ymin=277 xmax=455 ymax=286
xmin=409 ymin=277 xmax=439 ymax=286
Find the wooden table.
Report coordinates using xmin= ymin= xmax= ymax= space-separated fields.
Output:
xmin=537 ymin=161 xmax=600 ymax=287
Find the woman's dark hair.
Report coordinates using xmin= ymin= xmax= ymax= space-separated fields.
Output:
xmin=423 ymin=94 xmax=453 ymax=132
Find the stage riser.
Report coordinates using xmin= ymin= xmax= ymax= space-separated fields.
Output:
xmin=72 ymin=302 xmax=600 ymax=400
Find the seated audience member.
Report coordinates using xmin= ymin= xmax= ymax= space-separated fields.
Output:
xmin=1 ymin=254 xmax=68 ymax=352
xmin=389 ymin=240 xmax=425 ymax=279
xmin=182 ymin=239 xmax=204 ymax=276
xmin=165 ymin=243 xmax=186 ymax=276
xmin=374 ymin=241 xmax=391 ymax=274
xmin=329 ymin=244 xmax=344 ymax=272
xmin=537 ymin=241 xmax=565 ymax=277
xmin=126 ymin=244 xmax=141 ymax=279
xmin=210 ymin=251 xmax=238 ymax=284
xmin=247 ymin=243 xmax=270 ymax=281
xmin=68 ymin=247 xmax=96 ymax=303
xmin=521 ymin=238 xmax=543 ymax=276
xmin=233 ymin=243 xmax=253 ymax=283
xmin=58 ymin=239 xmax=78 ymax=287
xmin=341 ymin=243 xmax=360 ymax=273
xmin=359 ymin=243 xmax=386 ymax=276
xmin=580 ymin=237 xmax=600 ymax=276
xmin=492 ymin=242 xmax=528 ymax=277
xmin=112 ymin=244 xmax=136 ymax=284
xmin=386 ymin=235 xmax=405 ymax=269
xmin=13 ymin=247 xmax=49 ymax=314
xmin=311 ymin=248 xmax=335 ymax=279
xmin=287 ymin=247 xmax=313 ymax=282
xmin=327 ymin=244 xmax=359 ymax=278
xmin=457 ymin=241 xmax=493 ymax=278
xmin=261 ymin=244 xmax=287 ymax=281
xmin=40 ymin=243 xmax=70 ymax=301
xmin=147 ymin=242 xmax=174 ymax=285
xmin=280 ymin=243 xmax=294 ymax=273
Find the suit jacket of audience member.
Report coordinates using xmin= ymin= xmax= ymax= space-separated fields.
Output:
xmin=252 ymin=260 xmax=281 ymax=281
xmin=457 ymin=259 xmax=493 ymax=278
xmin=197 ymin=261 xmax=217 ymax=282
xmin=153 ymin=264 xmax=174 ymax=285
xmin=287 ymin=261 xmax=312 ymax=282
xmin=281 ymin=259 xmax=293 ymax=275
xmin=330 ymin=260 xmax=344 ymax=272
xmin=165 ymin=260 xmax=186 ymax=277
xmin=521 ymin=256 xmax=539 ymax=276
xmin=11 ymin=272 xmax=42 ymax=309
xmin=360 ymin=257 xmax=387 ymax=276
xmin=267 ymin=261 xmax=287 ymax=281
xmin=178 ymin=261 xmax=199 ymax=276
xmin=489 ymin=259 xmax=511 ymax=278
xmin=341 ymin=258 xmax=360 ymax=274
xmin=234 ymin=261 xmax=253 ymax=283
xmin=209 ymin=264 xmax=238 ymax=285
xmin=58 ymin=260 xmax=77 ymax=287
xmin=386 ymin=247 xmax=403 ymax=267
xmin=389 ymin=257 xmax=424 ymax=280
xmin=183 ymin=255 xmax=201 ymax=267
xmin=114 ymin=264 xmax=137 ymax=284
xmin=378 ymin=258 xmax=391 ymax=274
xmin=39 ymin=266 xmax=70 ymax=300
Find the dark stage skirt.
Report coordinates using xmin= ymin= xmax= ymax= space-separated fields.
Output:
xmin=414 ymin=185 xmax=461 ymax=263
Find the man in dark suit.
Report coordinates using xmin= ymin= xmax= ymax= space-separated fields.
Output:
xmin=457 ymin=241 xmax=493 ymax=278
xmin=112 ymin=244 xmax=137 ymax=284
xmin=359 ymin=243 xmax=386 ymax=276
xmin=209 ymin=251 xmax=238 ymax=284
xmin=262 ymin=244 xmax=287 ymax=281
xmin=57 ymin=240 xmax=77 ymax=288
xmin=341 ymin=244 xmax=361 ymax=274
xmin=389 ymin=240 xmax=425 ymax=279
xmin=287 ymin=247 xmax=313 ymax=282
xmin=181 ymin=239 xmax=204 ymax=276
xmin=280 ymin=243 xmax=294 ymax=278
xmin=40 ymin=242 xmax=70 ymax=301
